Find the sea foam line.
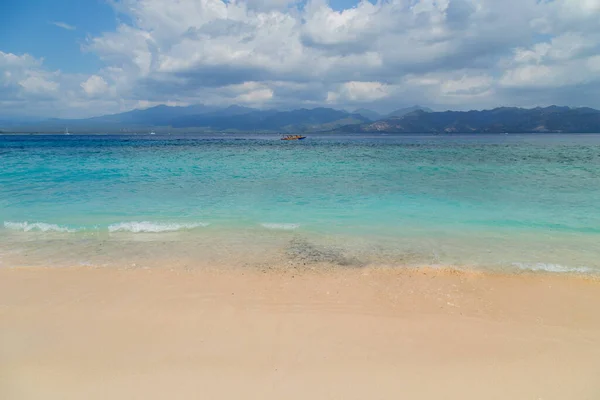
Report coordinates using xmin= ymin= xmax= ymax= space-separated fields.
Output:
xmin=3 ymin=221 xmax=77 ymax=233
xmin=512 ymin=262 xmax=595 ymax=274
xmin=260 ymin=223 xmax=300 ymax=230
xmin=108 ymin=221 xmax=209 ymax=233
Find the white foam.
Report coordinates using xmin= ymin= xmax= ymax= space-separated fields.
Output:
xmin=108 ymin=221 xmax=209 ymax=233
xmin=512 ymin=262 xmax=595 ymax=274
xmin=3 ymin=221 xmax=77 ymax=233
xmin=260 ymin=223 xmax=300 ymax=230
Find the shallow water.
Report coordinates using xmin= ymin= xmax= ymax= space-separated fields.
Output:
xmin=1 ymin=133 xmax=599 ymax=273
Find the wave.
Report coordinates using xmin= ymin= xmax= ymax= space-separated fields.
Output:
xmin=3 ymin=221 xmax=77 ymax=233
xmin=260 ymin=223 xmax=300 ymax=230
xmin=512 ymin=262 xmax=595 ymax=274
xmin=108 ymin=221 xmax=209 ymax=233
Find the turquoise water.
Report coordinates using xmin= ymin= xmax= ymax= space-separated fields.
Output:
xmin=1 ymin=133 xmax=599 ymax=272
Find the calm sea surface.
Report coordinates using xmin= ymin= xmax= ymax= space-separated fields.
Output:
xmin=1 ymin=133 xmax=599 ymax=273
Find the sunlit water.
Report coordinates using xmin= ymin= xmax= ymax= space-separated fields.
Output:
xmin=1 ymin=133 xmax=599 ymax=273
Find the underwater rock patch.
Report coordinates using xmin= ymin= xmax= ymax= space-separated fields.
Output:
xmin=285 ymin=237 xmax=364 ymax=267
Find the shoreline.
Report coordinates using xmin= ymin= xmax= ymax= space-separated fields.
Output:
xmin=2 ymin=228 xmax=599 ymax=275
xmin=2 ymin=266 xmax=600 ymax=400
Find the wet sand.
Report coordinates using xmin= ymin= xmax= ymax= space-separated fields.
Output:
xmin=1 ymin=266 xmax=599 ymax=400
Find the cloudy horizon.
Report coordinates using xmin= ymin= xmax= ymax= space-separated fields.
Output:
xmin=1 ymin=0 xmax=600 ymax=118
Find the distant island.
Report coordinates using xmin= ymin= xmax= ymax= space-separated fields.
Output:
xmin=1 ymin=105 xmax=600 ymax=134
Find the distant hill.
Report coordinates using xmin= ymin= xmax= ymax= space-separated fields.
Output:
xmin=81 ymin=104 xmax=257 ymax=126
xmin=1 ymin=104 xmax=370 ymax=133
xmin=3 ymin=104 xmax=600 ymax=134
xmin=0 ymin=116 xmax=47 ymax=127
xmin=169 ymin=107 xmax=369 ymax=132
xmin=384 ymin=105 xmax=433 ymax=119
xmin=352 ymin=108 xmax=382 ymax=121
xmin=338 ymin=106 xmax=600 ymax=133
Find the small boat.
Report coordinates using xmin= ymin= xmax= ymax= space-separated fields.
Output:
xmin=64 ymin=127 xmax=70 ymax=135
xmin=281 ymin=134 xmax=306 ymax=141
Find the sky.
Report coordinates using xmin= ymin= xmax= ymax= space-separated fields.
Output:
xmin=1 ymin=0 xmax=600 ymax=118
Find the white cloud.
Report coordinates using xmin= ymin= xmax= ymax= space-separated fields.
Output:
xmin=19 ymin=75 xmax=59 ymax=94
xmin=135 ymin=99 xmax=191 ymax=109
xmin=236 ymin=88 xmax=274 ymax=103
xmin=3 ymin=0 xmax=600 ymax=117
xmin=500 ymin=29 xmax=600 ymax=90
xmin=327 ymin=81 xmax=390 ymax=104
xmin=80 ymin=0 xmax=560 ymax=111
xmin=0 ymin=51 xmax=59 ymax=97
xmin=51 ymin=21 xmax=76 ymax=31
xmin=441 ymin=75 xmax=493 ymax=96
xmin=302 ymin=0 xmax=382 ymax=48
xmin=81 ymin=75 xmax=109 ymax=96
xmin=0 ymin=52 xmax=33 ymax=69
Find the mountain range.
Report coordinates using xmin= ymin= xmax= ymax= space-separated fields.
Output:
xmin=1 ymin=105 xmax=599 ymax=133
xmin=340 ymin=106 xmax=600 ymax=133
xmin=1 ymin=105 xmax=377 ymax=133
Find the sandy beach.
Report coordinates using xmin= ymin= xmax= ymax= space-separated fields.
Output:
xmin=1 ymin=266 xmax=599 ymax=400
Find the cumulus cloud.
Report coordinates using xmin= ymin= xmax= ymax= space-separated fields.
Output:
xmin=2 ymin=0 xmax=600 ymax=117
xmin=0 ymin=51 xmax=59 ymax=101
xmin=81 ymin=75 xmax=109 ymax=96
xmin=19 ymin=75 xmax=59 ymax=94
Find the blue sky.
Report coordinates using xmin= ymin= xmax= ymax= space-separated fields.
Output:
xmin=0 ymin=0 xmax=119 ymax=73
xmin=0 ymin=0 xmax=361 ymax=74
xmin=1 ymin=0 xmax=600 ymax=118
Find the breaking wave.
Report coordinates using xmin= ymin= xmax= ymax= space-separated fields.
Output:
xmin=512 ymin=262 xmax=595 ymax=274
xmin=3 ymin=221 xmax=77 ymax=233
xmin=108 ymin=221 xmax=209 ymax=233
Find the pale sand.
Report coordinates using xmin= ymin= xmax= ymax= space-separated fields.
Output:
xmin=1 ymin=266 xmax=599 ymax=400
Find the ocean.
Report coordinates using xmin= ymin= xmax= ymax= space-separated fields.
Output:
xmin=1 ymin=133 xmax=599 ymax=273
